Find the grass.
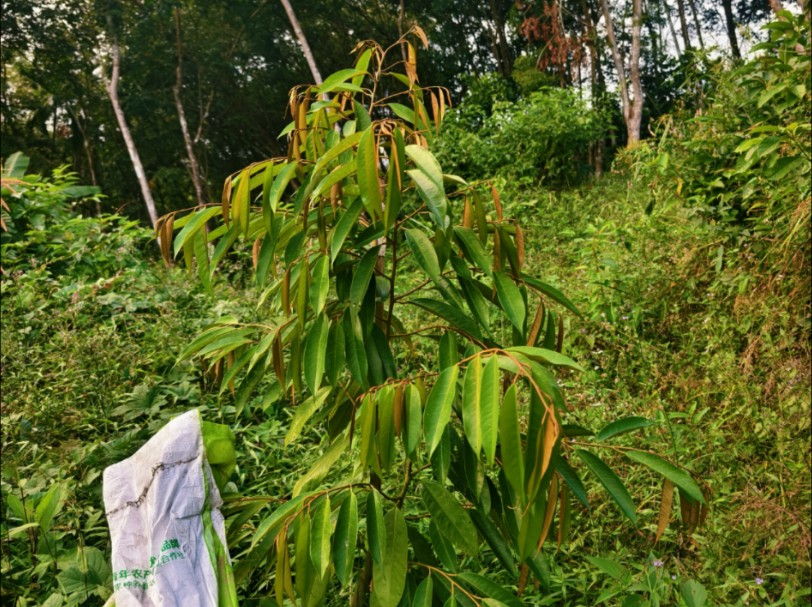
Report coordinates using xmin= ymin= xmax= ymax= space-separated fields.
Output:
xmin=1 ymin=171 xmax=809 ymax=606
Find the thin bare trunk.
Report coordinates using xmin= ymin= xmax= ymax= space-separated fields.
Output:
xmin=103 ymin=31 xmax=158 ymax=227
xmin=397 ymin=0 xmax=407 ymax=62
xmin=663 ymin=0 xmax=683 ymax=56
xmin=174 ymin=9 xmax=206 ymax=206
xmin=628 ymin=0 xmax=644 ymax=145
xmin=687 ymin=0 xmax=705 ymax=50
xmin=600 ymin=0 xmax=643 ymax=146
xmin=675 ymin=0 xmax=692 ymax=51
xmin=600 ymin=0 xmax=630 ymax=119
xmin=580 ymin=0 xmax=603 ymax=175
xmin=66 ymin=106 xmax=100 ymax=214
xmin=721 ymin=0 xmax=741 ymax=58
xmin=280 ymin=0 xmax=323 ymax=85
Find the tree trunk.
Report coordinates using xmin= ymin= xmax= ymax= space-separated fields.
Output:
xmin=628 ymin=0 xmax=644 ymax=145
xmin=663 ymin=0 xmax=683 ymax=56
xmin=397 ymin=0 xmax=407 ymax=62
xmin=174 ymin=9 xmax=206 ymax=206
xmin=721 ymin=0 xmax=741 ymax=58
xmin=280 ymin=0 xmax=323 ymax=86
xmin=488 ymin=0 xmax=513 ymax=78
xmin=103 ymin=31 xmax=159 ymax=227
xmin=600 ymin=0 xmax=643 ymax=146
xmin=675 ymin=0 xmax=692 ymax=51
xmin=687 ymin=0 xmax=705 ymax=50
xmin=580 ymin=0 xmax=603 ymax=175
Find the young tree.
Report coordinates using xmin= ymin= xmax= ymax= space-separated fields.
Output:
xmin=600 ymin=0 xmax=644 ymax=146
xmin=280 ymin=0 xmax=323 ymax=86
xmin=162 ymin=32 xmax=706 ymax=605
xmin=101 ymin=22 xmax=158 ymax=227
xmin=173 ymin=8 xmax=207 ymax=206
xmin=721 ymin=0 xmax=742 ymax=58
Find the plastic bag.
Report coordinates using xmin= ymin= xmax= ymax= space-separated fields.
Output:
xmin=103 ymin=410 xmax=238 ymax=606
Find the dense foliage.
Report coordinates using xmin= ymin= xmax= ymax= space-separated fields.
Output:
xmin=436 ymin=86 xmax=609 ymax=187
xmin=1 ymin=6 xmax=810 ymax=607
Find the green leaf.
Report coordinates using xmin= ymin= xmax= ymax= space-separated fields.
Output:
xmin=370 ymin=508 xmax=408 ymax=607
xmin=309 ymin=495 xmax=332 ymax=578
xmin=499 ymin=385 xmax=525 ymax=504
xmin=2 ymin=151 xmax=29 ymax=178
xmin=309 ymin=255 xmax=330 ymax=315
xmin=312 ymin=161 xmax=357 ymax=201
xmin=350 ymin=246 xmax=380 ymax=306
xmin=480 ymin=355 xmax=500 ymax=465
xmin=330 ymin=199 xmax=364 ymax=262
xmin=405 ymin=145 xmax=444 ymax=192
xmin=428 ymin=519 xmax=458 ymax=571
xmin=195 ymin=231 xmax=212 ymax=294
xmin=462 ymin=355 xmax=483 ymax=457
xmin=325 ymin=319 xmax=345 ymax=387
xmin=575 ymin=450 xmax=637 ymax=524
xmin=353 ymin=49 xmax=373 ymax=86
xmin=344 ymin=309 xmax=368 ymax=388
xmin=407 ymin=168 xmax=447 ymax=229
xmin=367 ymin=491 xmax=385 ymax=568
xmin=285 ymin=387 xmax=332 ymax=446
xmin=318 ymin=69 xmax=367 ymax=94
xmin=439 ymin=331 xmax=459 ymax=370
xmin=359 ymin=394 xmax=377 ymax=468
xmin=493 ymin=272 xmax=526 ymax=334
xmin=389 ymin=103 xmax=415 ymax=125
xmin=377 ymin=386 xmax=396 ymax=472
xmin=303 ymin=314 xmax=329 ymax=395
xmin=357 ymin=126 xmax=381 ymax=219
xmin=267 ymin=161 xmax=298 ymax=212
xmin=679 ymin=580 xmax=709 ymax=607
xmin=469 ymin=508 xmax=517 ymax=576
xmin=585 ymin=556 xmax=626 ymax=579
xmin=409 ymin=298 xmax=481 ymax=340
xmin=412 ymin=576 xmax=434 ymax=607
xmin=553 ymin=454 xmax=589 ymax=509
xmin=421 ymin=480 xmax=479 ymax=554
xmin=596 ymin=417 xmax=655 ymax=441
xmin=454 ymin=227 xmax=493 ymax=278
xmin=457 ymin=573 xmax=524 ymax=607
xmin=520 ymin=274 xmax=581 ymax=316
xmin=506 ymin=346 xmax=583 ymax=372
xmin=173 ymin=206 xmax=221 ymax=258
xmin=624 ymin=451 xmax=705 ymax=503
xmin=311 ymin=131 xmax=363 ymax=179
xmin=423 ymin=365 xmax=459 ymax=457
xmin=35 ymin=483 xmax=65 ymax=533
xmin=292 ymin=434 xmax=349 ymax=497
xmin=404 ymin=384 xmax=422 ymax=457
xmin=56 ymin=547 xmax=111 ymax=597
xmin=295 ymin=512 xmax=312 ymax=601
xmin=333 ymin=491 xmax=358 ymax=587
xmin=251 ymin=494 xmax=309 ymax=549
xmin=405 ymin=228 xmax=442 ymax=281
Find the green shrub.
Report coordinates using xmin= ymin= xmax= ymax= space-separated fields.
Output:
xmin=630 ymin=11 xmax=811 ymax=250
xmin=436 ymin=87 xmax=609 ymax=187
xmin=1 ymin=153 xmax=151 ymax=279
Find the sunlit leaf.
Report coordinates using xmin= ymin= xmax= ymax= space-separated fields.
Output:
xmin=575 ymin=450 xmax=637 ymax=524
xmin=423 ymin=364 xmax=459 ymax=457
xmin=333 ymin=490 xmax=358 ymax=587
xmin=422 ymin=480 xmax=479 ymax=554
xmin=624 ymin=451 xmax=705 ymax=503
